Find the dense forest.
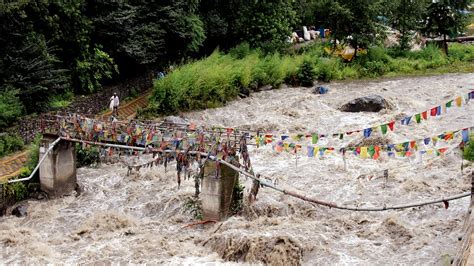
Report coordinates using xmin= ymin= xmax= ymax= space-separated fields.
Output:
xmin=0 ymin=0 xmax=472 ymax=128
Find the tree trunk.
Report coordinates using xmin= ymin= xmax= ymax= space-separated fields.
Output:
xmin=353 ymin=44 xmax=358 ymax=61
xmin=443 ymin=34 xmax=448 ymax=55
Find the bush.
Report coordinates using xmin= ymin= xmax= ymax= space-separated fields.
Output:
xmin=49 ymin=90 xmax=74 ymax=110
xmin=229 ymin=43 xmax=252 ymax=59
xmin=314 ymin=59 xmax=334 ymax=82
xmin=0 ymin=133 xmax=24 ymax=157
xmin=448 ymin=43 xmax=474 ymax=62
xmin=297 ymin=60 xmax=316 ymax=87
xmin=2 ymin=182 xmax=28 ymax=201
xmin=76 ymin=144 xmax=100 ymax=167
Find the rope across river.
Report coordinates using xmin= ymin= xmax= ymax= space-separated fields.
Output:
xmin=6 ymin=137 xmax=472 ymax=212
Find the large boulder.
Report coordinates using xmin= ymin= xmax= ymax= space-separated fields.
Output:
xmin=12 ymin=204 xmax=27 ymax=217
xmin=163 ymin=116 xmax=189 ymax=126
xmin=340 ymin=95 xmax=389 ymax=112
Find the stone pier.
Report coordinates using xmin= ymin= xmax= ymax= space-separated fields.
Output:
xmin=39 ymin=135 xmax=77 ymax=197
xmin=201 ymin=160 xmax=239 ymax=220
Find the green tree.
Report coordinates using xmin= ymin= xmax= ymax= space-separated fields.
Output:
xmin=235 ymin=0 xmax=299 ymax=52
xmin=423 ymin=0 xmax=472 ymax=54
xmin=384 ymin=0 xmax=427 ymax=50
xmin=88 ymin=0 xmax=205 ymax=75
xmin=312 ymin=0 xmax=383 ymax=57
xmin=0 ymin=88 xmax=23 ymax=128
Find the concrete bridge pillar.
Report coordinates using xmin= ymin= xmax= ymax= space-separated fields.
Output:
xmin=201 ymin=160 xmax=239 ymax=220
xmin=39 ymin=135 xmax=77 ymax=197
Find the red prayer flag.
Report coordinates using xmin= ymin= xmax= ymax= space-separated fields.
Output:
xmin=430 ymin=107 xmax=437 ymax=116
xmin=422 ymin=111 xmax=428 ymax=120
xmin=388 ymin=121 xmax=395 ymax=131
xmin=373 ymin=146 xmax=380 ymax=160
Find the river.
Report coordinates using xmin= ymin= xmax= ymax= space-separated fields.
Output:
xmin=1 ymin=73 xmax=473 ymax=264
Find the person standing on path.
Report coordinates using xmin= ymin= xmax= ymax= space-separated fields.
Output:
xmin=110 ymin=93 xmax=120 ymax=117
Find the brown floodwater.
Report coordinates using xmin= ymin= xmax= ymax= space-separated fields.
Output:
xmin=1 ymin=73 xmax=473 ymax=264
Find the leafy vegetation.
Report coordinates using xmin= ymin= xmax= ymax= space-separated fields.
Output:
xmin=148 ymin=43 xmax=474 ymax=114
xmin=0 ymin=134 xmax=24 ymax=158
xmin=183 ymin=196 xmax=203 ymax=220
xmin=75 ymin=144 xmax=100 ymax=168
xmin=464 ymin=135 xmax=474 ymax=162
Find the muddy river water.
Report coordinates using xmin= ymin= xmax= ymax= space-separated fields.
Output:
xmin=1 ymin=73 xmax=473 ymax=264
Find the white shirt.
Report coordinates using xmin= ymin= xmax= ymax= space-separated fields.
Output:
xmin=110 ymin=96 xmax=119 ymax=107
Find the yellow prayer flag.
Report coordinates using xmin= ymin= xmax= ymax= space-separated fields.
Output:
xmin=456 ymin=96 xmax=462 ymax=107
xmin=314 ymin=147 xmax=319 ymax=156
xmin=360 ymin=147 xmax=368 ymax=159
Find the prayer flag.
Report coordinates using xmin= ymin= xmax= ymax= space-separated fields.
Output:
xmin=388 ymin=121 xmax=395 ymax=131
xmin=444 ymin=132 xmax=453 ymax=141
xmin=430 ymin=107 xmax=437 ymax=116
xmin=415 ymin=114 xmax=421 ymax=123
xmin=410 ymin=141 xmax=416 ymax=149
xmin=281 ymin=135 xmax=289 ymax=140
xmin=403 ymin=142 xmax=410 ymax=151
xmin=364 ymin=128 xmax=372 ymax=138
xmin=314 ymin=147 xmax=320 ymax=156
xmin=422 ymin=111 xmax=427 ymax=120
xmin=438 ymin=147 xmax=448 ymax=154
xmin=424 ymin=138 xmax=430 ymax=145
xmin=360 ymin=147 xmax=368 ymax=159
xmin=307 ymin=146 xmax=314 ymax=157
xmin=311 ymin=134 xmax=318 ymax=144
xmin=403 ymin=116 xmax=412 ymax=125
xmin=368 ymin=146 xmax=375 ymax=158
xmin=462 ymin=128 xmax=469 ymax=143
xmin=446 ymin=101 xmax=452 ymax=108
xmin=456 ymin=96 xmax=462 ymax=107
xmin=436 ymin=106 xmax=441 ymax=116
xmin=381 ymin=124 xmax=388 ymax=135
xmin=373 ymin=146 xmax=381 ymax=160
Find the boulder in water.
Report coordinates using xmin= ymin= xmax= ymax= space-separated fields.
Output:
xmin=163 ymin=116 xmax=189 ymax=126
xmin=12 ymin=204 xmax=27 ymax=217
xmin=340 ymin=95 xmax=389 ymax=112
xmin=239 ymin=87 xmax=251 ymax=98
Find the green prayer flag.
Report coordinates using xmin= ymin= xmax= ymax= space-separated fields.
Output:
xmin=311 ymin=134 xmax=318 ymax=144
xmin=446 ymin=101 xmax=452 ymax=108
xmin=368 ymin=146 xmax=375 ymax=157
xmin=339 ymin=134 xmax=343 ymax=140
xmin=415 ymin=113 xmax=421 ymax=123
xmin=381 ymin=124 xmax=388 ymax=135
